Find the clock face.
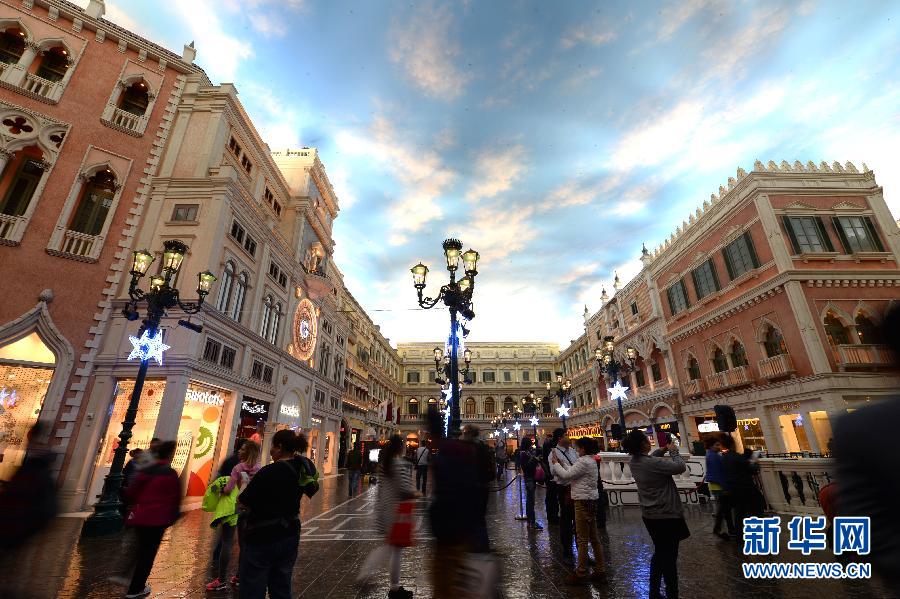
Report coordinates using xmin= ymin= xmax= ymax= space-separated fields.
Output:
xmin=292 ymin=298 xmax=318 ymax=360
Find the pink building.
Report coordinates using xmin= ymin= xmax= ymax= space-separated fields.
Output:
xmin=0 ymin=0 xmax=203 ymax=505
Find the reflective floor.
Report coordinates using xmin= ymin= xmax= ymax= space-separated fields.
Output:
xmin=0 ymin=470 xmax=894 ymax=598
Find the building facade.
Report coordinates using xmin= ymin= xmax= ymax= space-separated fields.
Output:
xmin=562 ymin=161 xmax=900 ymax=455
xmin=0 ymin=0 xmax=203 ymax=497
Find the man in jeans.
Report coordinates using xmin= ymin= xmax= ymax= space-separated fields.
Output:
xmin=238 ymin=430 xmax=313 ymax=599
xmin=346 ymin=442 xmax=363 ymax=498
xmin=414 ymin=437 xmax=430 ymax=495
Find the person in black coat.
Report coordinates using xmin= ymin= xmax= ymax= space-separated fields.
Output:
xmin=720 ymin=434 xmax=763 ymax=540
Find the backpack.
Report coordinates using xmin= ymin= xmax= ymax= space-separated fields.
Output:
xmin=295 ymin=456 xmax=320 ymax=498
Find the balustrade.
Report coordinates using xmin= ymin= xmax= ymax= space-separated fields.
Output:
xmin=756 ymin=457 xmax=835 ymax=515
xmin=706 ymin=365 xmax=752 ymax=392
xmin=837 ymin=344 xmax=892 ymax=368
xmin=758 ymin=353 xmax=795 ymax=379
xmin=61 ymin=229 xmax=97 ymax=258
xmin=22 ymin=72 xmax=56 ymax=98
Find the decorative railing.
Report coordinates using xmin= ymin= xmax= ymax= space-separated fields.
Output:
xmin=22 ymin=72 xmax=56 ymax=98
xmin=0 ymin=213 xmax=24 ymax=242
xmin=758 ymin=353 xmax=795 ymax=379
xmin=108 ymin=106 xmax=146 ymax=133
xmin=399 ymin=414 xmax=423 ymax=422
xmin=757 ymin=457 xmax=835 ymax=515
xmin=837 ymin=344 xmax=892 ymax=368
xmin=61 ymin=229 xmax=98 ymax=258
xmin=682 ymin=378 xmax=703 ymax=397
xmin=706 ymin=365 xmax=752 ymax=392
xmin=596 ymin=452 xmax=706 ymax=506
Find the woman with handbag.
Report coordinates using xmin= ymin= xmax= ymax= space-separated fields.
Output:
xmin=122 ymin=440 xmax=181 ymax=599
xmin=375 ymin=434 xmax=420 ymax=599
xmin=623 ymin=430 xmax=689 ymax=599
xmin=517 ymin=437 xmax=544 ymax=530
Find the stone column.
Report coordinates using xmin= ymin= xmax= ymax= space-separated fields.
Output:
xmin=154 ymin=372 xmax=190 ymax=440
xmin=784 ymin=280 xmax=832 ymax=374
xmin=8 ymin=42 xmax=38 ymax=86
xmin=800 ymin=411 xmax=821 ymax=453
xmin=0 ymin=148 xmax=14 ymax=175
xmin=758 ymin=407 xmax=786 ymax=453
xmin=754 ymin=194 xmax=794 ymax=273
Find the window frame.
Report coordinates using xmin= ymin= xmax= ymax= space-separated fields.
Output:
xmin=832 ymin=216 xmax=884 ymax=253
xmin=691 ymin=259 xmax=720 ymax=300
xmin=722 ymin=232 xmax=760 ymax=280
xmin=666 ymin=279 xmax=690 ymax=315
xmin=782 ymin=216 xmax=834 ymax=254
xmin=171 ymin=203 xmax=198 ymax=222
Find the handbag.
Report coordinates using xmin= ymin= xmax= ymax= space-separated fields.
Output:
xmin=387 ymin=500 xmax=415 ymax=547
xmin=534 ymin=464 xmax=545 ymax=483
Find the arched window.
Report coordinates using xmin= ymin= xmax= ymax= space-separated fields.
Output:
xmin=855 ymin=313 xmax=882 ymax=344
xmin=216 ymin=262 xmax=234 ymax=312
xmin=712 ymin=347 xmax=728 ymax=373
xmin=35 ymin=46 xmax=69 ymax=82
xmin=729 ymin=341 xmax=748 ymax=367
xmin=465 ymin=397 xmax=475 ymax=415
xmin=230 ymin=272 xmax=248 ymax=322
xmin=267 ymin=302 xmax=282 ymax=344
xmin=427 ymin=397 xmax=438 ymax=414
xmin=503 ymin=397 xmax=514 ymax=413
xmin=687 ymin=356 xmax=701 ymax=380
xmin=0 ymin=157 xmax=45 ymax=217
xmin=69 ymin=169 xmax=116 ymax=235
xmin=484 ymin=397 xmax=495 ymax=415
xmin=260 ymin=295 xmax=274 ymax=338
xmin=408 ymin=398 xmax=418 ymax=415
xmin=0 ymin=28 xmax=25 ymax=64
xmin=541 ymin=398 xmax=551 ymax=414
xmin=118 ymin=81 xmax=150 ymax=116
xmin=824 ymin=312 xmax=850 ymax=346
xmin=763 ymin=325 xmax=787 ymax=358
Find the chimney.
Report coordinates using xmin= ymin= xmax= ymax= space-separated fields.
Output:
xmin=182 ymin=41 xmax=196 ymax=64
xmin=85 ymin=0 xmax=105 ymax=19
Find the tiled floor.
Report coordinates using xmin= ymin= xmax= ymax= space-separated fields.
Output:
xmin=0 ymin=471 xmax=894 ymax=598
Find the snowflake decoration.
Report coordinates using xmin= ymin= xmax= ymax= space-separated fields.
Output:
xmin=128 ymin=329 xmax=170 ymax=366
xmin=607 ymin=380 xmax=630 ymax=403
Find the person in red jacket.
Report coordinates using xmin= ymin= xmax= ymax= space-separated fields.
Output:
xmin=123 ymin=440 xmax=180 ymax=598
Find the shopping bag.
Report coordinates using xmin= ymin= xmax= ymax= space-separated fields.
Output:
xmin=387 ymin=500 xmax=415 ymax=547
xmin=453 ymin=553 xmax=500 ymax=599
xmin=356 ymin=544 xmax=392 ymax=583
xmin=534 ymin=464 xmax=545 ymax=483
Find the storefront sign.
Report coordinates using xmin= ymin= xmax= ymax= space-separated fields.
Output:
xmin=281 ymin=404 xmax=300 ymax=418
xmin=698 ymin=421 xmax=720 ymax=433
xmin=242 ymin=401 xmax=267 ymax=414
xmin=310 ymin=416 xmax=323 ymax=427
xmin=186 ymin=388 xmax=224 ymax=406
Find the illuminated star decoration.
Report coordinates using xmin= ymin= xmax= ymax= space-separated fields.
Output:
xmin=502 ymin=427 xmax=510 ymax=435
xmin=556 ymin=404 xmax=570 ymax=418
xmin=128 ymin=329 xmax=170 ymax=366
xmin=513 ymin=422 xmax=522 ymax=432
xmin=607 ymin=380 xmax=630 ymax=403
xmin=529 ymin=416 xmax=539 ymax=427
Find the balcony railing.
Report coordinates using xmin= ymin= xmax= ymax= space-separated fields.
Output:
xmin=682 ymin=378 xmax=704 ymax=397
xmin=22 ymin=72 xmax=57 ymax=98
xmin=836 ymin=344 xmax=892 ymax=369
xmin=108 ymin=106 xmax=147 ymax=133
xmin=757 ymin=457 xmax=835 ymax=515
xmin=0 ymin=213 xmax=24 ymax=242
xmin=61 ymin=229 xmax=98 ymax=258
xmin=706 ymin=365 xmax=752 ymax=392
xmin=758 ymin=353 xmax=795 ymax=380
xmin=597 ymin=452 xmax=706 ymax=507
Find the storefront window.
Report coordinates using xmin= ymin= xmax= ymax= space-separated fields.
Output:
xmin=0 ymin=361 xmax=54 ymax=481
xmin=99 ymin=379 xmax=166 ymax=468
xmin=238 ymin=397 xmax=270 ymax=445
xmin=180 ymin=384 xmax=229 ymax=497
xmin=735 ymin=418 xmax=767 ymax=451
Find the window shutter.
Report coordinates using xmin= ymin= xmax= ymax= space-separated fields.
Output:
xmin=666 ymin=287 xmax=676 ymax=315
xmin=691 ymin=269 xmax=701 ymax=299
xmin=814 ymin=217 xmax=834 ymax=251
xmin=722 ymin=246 xmax=735 ymax=280
xmin=680 ymin=279 xmax=690 ymax=307
xmin=831 ymin=216 xmax=852 ymax=254
xmin=709 ymin=259 xmax=720 ymax=291
xmin=744 ymin=232 xmax=760 ymax=267
xmin=863 ymin=217 xmax=885 ymax=251
xmin=782 ymin=216 xmax=801 ymax=254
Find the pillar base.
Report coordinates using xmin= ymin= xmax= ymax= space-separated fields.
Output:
xmin=80 ymin=502 xmax=125 ymax=537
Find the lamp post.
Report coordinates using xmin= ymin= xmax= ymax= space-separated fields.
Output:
xmin=594 ymin=335 xmax=637 ymax=442
xmin=546 ymin=373 xmax=573 ymax=430
xmin=411 ymin=239 xmax=479 ymax=438
xmin=81 ymin=240 xmax=214 ymax=537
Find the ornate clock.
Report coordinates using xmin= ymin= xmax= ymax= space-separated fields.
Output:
xmin=292 ymin=298 xmax=318 ymax=361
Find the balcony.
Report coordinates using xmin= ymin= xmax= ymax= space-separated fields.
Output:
xmin=759 ymin=353 xmax=795 ymax=380
xmin=21 ymin=72 xmax=58 ymax=99
xmin=400 ymin=414 xmax=423 ymax=422
xmin=60 ymin=230 xmax=99 ymax=259
xmin=682 ymin=378 xmax=704 ymax=397
xmin=304 ymin=267 xmax=334 ymax=300
xmin=836 ymin=344 xmax=892 ymax=369
xmin=706 ymin=365 xmax=752 ymax=392
xmin=100 ymin=104 xmax=149 ymax=137
xmin=0 ymin=213 xmax=25 ymax=244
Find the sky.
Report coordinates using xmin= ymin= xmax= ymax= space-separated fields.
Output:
xmin=89 ymin=0 xmax=900 ymax=348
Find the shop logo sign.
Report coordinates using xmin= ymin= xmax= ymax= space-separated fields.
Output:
xmin=242 ymin=401 xmax=266 ymax=414
xmin=186 ymin=389 xmax=224 ymax=406
xmin=281 ymin=404 xmax=300 ymax=418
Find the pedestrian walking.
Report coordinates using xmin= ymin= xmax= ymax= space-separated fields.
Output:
xmin=589 ymin=438 xmax=608 ymax=529
xmin=624 ymin=430 xmax=689 ymax=599
xmin=217 ymin=438 xmax=248 ymax=479
xmin=551 ymin=428 xmax=578 ymax=560
xmin=550 ymin=437 xmax=606 ymax=583
xmin=704 ymin=435 xmax=735 ymax=539
xmin=494 ymin=439 xmax=507 ymax=481
xmin=375 ymin=435 xmax=420 ymax=598
xmin=720 ymin=434 xmax=763 ymax=540
xmin=134 ymin=438 xmax=160 ymax=470
xmin=347 ymin=441 xmax=364 ymax=498
xmin=541 ymin=432 xmax=559 ymax=523
xmin=237 ymin=430 xmax=317 ymax=599
xmin=205 ymin=440 xmax=260 ymax=591
xmin=463 ymin=425 xmax=494 ymax=553
xmin=516 ymin=437 xmax=543 ymax=530
xmin=414 ymin=438 xmax=430 ymax=494
xmin=122 ymin=440 xmax=180 ymax=599
xmin=119 ymin=448 xmax=143 ymax=517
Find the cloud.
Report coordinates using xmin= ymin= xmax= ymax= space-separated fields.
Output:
xmin=170 ymin=1 xmax=253 ymax=82
xmin=465 ymin=145 xmax=527 ymax=201
xmin=335 ymin=115 xmax=456 ymax=243
xmin=701 ymin=3 xmax=793 ymax=82
xmin=454 ymin=203 xmax=538 ymax=261
xmin=389 ymin=2 xmax=471 ymax=99
xmin=539 ymin=174 xmax=625 ymax=212
xmin=655 ymin=0 xmax=720 ymax=42
xmin=561 ymin=21 xmax=617 ymax=49
xmin=249 ymin=13 xmax=288 ymax=36
xmin=562 ymin=66 xmax=602 ymax=90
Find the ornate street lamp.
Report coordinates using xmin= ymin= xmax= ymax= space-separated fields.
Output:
xmin=546 ymin=374 xmax=573 ymax=430
xmin=411 ymin=239 xmax=479 ymax=438
xmin=82 ymin=240 xmax=214 ymax=537
xmin=595 ymin=335 xmax=637 ymax=441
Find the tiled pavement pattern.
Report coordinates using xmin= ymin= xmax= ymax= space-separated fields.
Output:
xmin=0 ymin=471 xmax=895 ymax=599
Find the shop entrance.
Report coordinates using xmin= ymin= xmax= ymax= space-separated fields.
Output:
xmin=0 ymin=332 xmax=56 ymax=481
xmin=238 ymin=397 xmax=270 ymax=449
xmin=338 ymin=418 xmax=348 ymax=468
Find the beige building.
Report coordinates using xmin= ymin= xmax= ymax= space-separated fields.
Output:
xmin=396 ymin=341 xmax=564 ymax=444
